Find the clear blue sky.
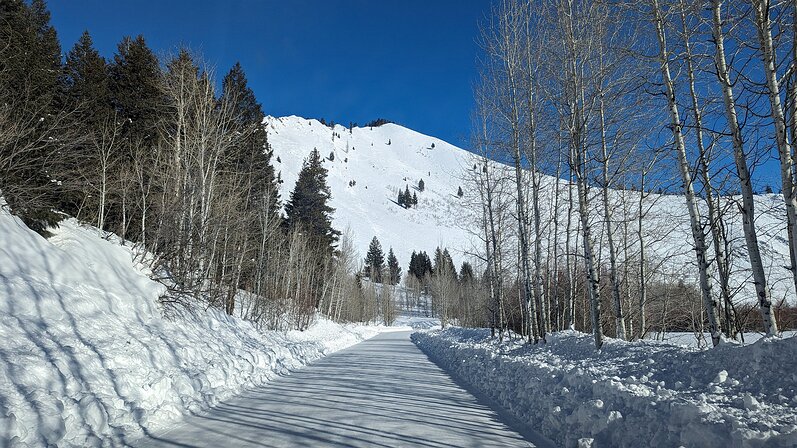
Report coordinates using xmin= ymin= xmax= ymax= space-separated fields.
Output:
xmin=48 ymin=1 xmax=491 ymax=149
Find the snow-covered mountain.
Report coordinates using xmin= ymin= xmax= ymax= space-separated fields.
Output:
xmin=266 ymin=115 xmax=795 ymax=305
xmin=267 ymin=116 xmax=477 ymax=267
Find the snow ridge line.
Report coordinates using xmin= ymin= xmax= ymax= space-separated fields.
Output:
xmin=411 ymin=328 xmax=797 ymax=448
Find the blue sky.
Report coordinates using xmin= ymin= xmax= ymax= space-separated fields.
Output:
xmin=49 ymin=1 xmax=491 ymax=149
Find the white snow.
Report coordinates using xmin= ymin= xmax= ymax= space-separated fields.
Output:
xmin=413 ymin=327 xmax=797 ymax=448
xmin=0 ymin=203 xmax=381 ymax=447
xmin=267 ymin=115 xmax=796 ymax=304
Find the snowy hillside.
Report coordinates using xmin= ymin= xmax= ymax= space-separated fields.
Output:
xmin=267 ymin=116 xmax=475 ymax=268
xmin=266 ymin=115 xmax=795 ymax=305
xmin=0 ymin=202 xmax=381 ymax=447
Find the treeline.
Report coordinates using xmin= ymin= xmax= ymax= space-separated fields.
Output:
xmin=366 ymin=239 xmax=480 ymax=327
xmin=466 ymin=0 xmax=797 ymax=349
xmin=0 ymin=0 xmax=366 ymax=330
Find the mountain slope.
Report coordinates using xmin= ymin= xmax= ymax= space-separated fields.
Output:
xmin=267 ymin=116 xmax=476 ymax=268
xmin=266 ymin=115 xmax=794 ymax=305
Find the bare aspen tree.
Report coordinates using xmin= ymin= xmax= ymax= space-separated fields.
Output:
xmin=480 ymin=0 xmax=539 ymax=342
xmin=522 ymin=8 xmax=549 ymax=339
xmin=649 ymin=0 xmax=722 ymax=346
xmin=553 ymin=0 xmax=606 ymax=348
xmin=714 ymin=0 xmax=778 ymax=336
xmin=675 ymin=0 xmax=735 ymax=340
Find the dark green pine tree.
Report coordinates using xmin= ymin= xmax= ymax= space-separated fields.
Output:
xmin=0 ymin=0 xmax=64 ymax=234
xmin=285 ymin=148 xmax=340 ymax=255
xmin=409 ymin=251 xmax=418 ymax=278
xmin=397 ymin=189 xmax=406 ymax=208
xmin=418 ymin=179 xmax=425 ymax=191
xmin=59 ymin=30 xmax=113 ymax=215
xmin=409 ymin=250 xmax=432 ymax=279
xmin=387 ymin=247 xmax=401 ymax=285
xmin=457 ymin=186 xmax=464 ymax=197
xmin=459 ymin=261 xmax=474 ymax=283
xmin=222 ymin=62 xmax=280 ymax=218
xmin=62 ymin=31 xmax=112 ymax=124
xmin=420 ymin=251 xmax=432 ymax=277
xmin=364 ymin=236 xmax=385 ymax=283
xmin=412 ymin=191 xmax=418 ymax=206
xmin=443 ymin=248 xmax=457 ymax=278
xmin=404 ymin=185 xmax=412 ymax=208
xmin=110 ymin=35 xmax=162 ymax=149
xmin=433 ymin=246 xmax=457 ymax=278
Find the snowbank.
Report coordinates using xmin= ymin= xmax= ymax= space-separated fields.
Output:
xmin=0 ymin=206 xmax=380 ymax=447
xmin=413 ymin=328 xmax=797 ymax=448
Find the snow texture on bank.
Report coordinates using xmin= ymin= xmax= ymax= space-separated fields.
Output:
xmin=413 ymin=328 xmax=797 ymax=448
xmin=0 ymin=205 xmax=380 ymax=447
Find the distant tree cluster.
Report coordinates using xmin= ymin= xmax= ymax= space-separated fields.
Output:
xmin=363 ymin=236 xmax=401 ymax=285
xmin=405 ymin=247 xmax=480 ymax=327
xmin=408 ymin=251 xmax=433 ymax=280
xmin=365 ymin=118 xmax=392 ymax=128
xmin=397 ymin=185 xmax=418 ymax=208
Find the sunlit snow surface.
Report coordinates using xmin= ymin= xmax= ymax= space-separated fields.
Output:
xmin=0 ymin=204 xmax=381 ymax=447
xmin=414 ymin=328 xmax=797 ymax=447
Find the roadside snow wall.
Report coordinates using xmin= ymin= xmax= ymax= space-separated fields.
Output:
xmin=413 ymin=328 xmax=797 ymax=448
xmin=0 ymin=206 xmax=378 ymax=447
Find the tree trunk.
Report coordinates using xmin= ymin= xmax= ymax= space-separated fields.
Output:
xmin=715 ymin=0 xmax=778 ymax=336
xmin=753 ymin=0 xmax=797 ymax=322
xmin=651 ymin=0 xmax=721 ymax=346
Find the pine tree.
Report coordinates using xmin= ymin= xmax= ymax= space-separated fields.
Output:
xmin=59 ymin=30 xmax=113 ymax=216
xmin=457 ymin=186 xmax=464 ymax=197
xmin=387 ymin=248 xmax=401 ymax=285
xmin=409 ymin=250 xmax=432 ymax=279
xmin=418 ymin=179 xmax=425 ymax=192
xmin=433 ymin=247 xmax=457 ymax=279
xmin=222 ymin=62 xmax=279 ymax=218
xmin=110 ymin=35 xmax=162 ymax=149
xmin=364 ymin=236 xmax=385 ymax=283
xmin=397 ymin=189 xmax=406 ymax=207
xmin=412 ymin=191 xmax=418 ymax=206
xmin=62 ymin=31 xmax=112 ymax=124
xmin=285 ymin=148 xmax=340 ymax=255
xmin=459 ymin=261 xmax=474 ymax=283
xmin=404 ymin=185 xmax=412 ymax=208
xmin=0 ymin=0 xmax=64 ymax=234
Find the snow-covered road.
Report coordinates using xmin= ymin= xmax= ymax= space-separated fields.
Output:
xmin=134 ymin=330 xmax=547 ymax=447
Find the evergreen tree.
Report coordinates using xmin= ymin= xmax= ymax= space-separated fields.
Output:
xmin=418 ymin=179 xmax=425 ymax=192
xmin=0 ymin=0 xmax=64 ymax=234
xmin=459 ymin=261 xmax=474 ymax=283
xmin=409 ymin=250 xmax=433 ymax=279
xmin=62 ymin=31 xmax=112 ymax=123
xmin=397 ymin=189 xmax=406 ymax=207
xmin=285 ymin=148 xmax=340 ymax=255
xmin=59 ymin=30 xmax=113 ymax=215
xmin=404 ymin=185 xmax=412 ymax=208
xmin=387 ymin=247 xmax=401 ymax=285
xmin=364 ymin=236 xmax=385 ymax=282
xmin=433 ymin=246 xmax=457 ymax=278
xmin=110 ymin=35 xmax=162 ymax=148
xmin=222 ymin=62 xmax=279 ymax=218
xmin=412 ymin=191 xmax=418 ymax=206
xmin=457 ymin=186 xmax=464 ymax=197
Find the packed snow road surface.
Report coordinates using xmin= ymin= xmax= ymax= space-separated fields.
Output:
xmin=135 ymin=330 xmax=545 ymax=447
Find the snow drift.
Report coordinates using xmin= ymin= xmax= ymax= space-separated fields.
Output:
xmin=0 ymin=204 xmax=380 ymax=447
xmin=413 ymin=328 xmax=797 ymax=448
